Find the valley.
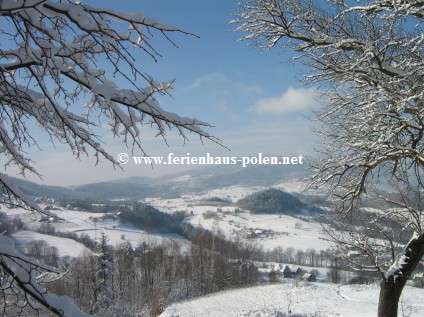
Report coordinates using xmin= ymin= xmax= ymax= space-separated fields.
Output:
xmin=2 ymin=165 xmax=423 ymax=316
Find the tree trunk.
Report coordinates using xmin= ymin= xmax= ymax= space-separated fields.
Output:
xmin=378 ymin=233 xmax=424 ymax=317
xmin=378 ymin=276 xmax=405 ymax=317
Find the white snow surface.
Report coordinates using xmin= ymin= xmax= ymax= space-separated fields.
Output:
xmin=5 ymin=184 xmax=329 ymax=254
xmin=4 ymin=205 xmax=189 ymax=250
xmin=146 ymin=186 xmax=331 ymax=251
xmin=12 ymin=230 xmax=91 ymax=258
xmin=160 ymin=282 xmax=424 ymax=317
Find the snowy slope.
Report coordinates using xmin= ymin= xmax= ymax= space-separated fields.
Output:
xmin=160 ymin=282 xmax=424 ymax=317
xmin=4 ymin=206 xmax=190 ymax=250
xmin=146 ymin=187 xmax=331 ymax=251
xmin=12 ymin=230 xmax=91 ymax=258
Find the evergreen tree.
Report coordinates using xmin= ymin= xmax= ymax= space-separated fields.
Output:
xmin=92 ymin=232 xmax=114 ymax=315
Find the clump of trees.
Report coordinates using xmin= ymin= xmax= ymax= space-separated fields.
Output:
xmin=16 ymin=239 xmax=60 ymax=267
xmin=237 ymin=188 xmax=305 ymax=214
xmin=202 ymin=210 xmax=220 ymax=220
xmin=118 ymin=203 xmax=184 ymax=234
xmin=0 ymin=212 xmax=26 ymax=236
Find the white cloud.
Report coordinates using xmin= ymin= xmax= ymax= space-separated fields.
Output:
xmin=255 ymin=87 xmax=318 ymax=114
xmin=183 ymin=72 xmax=228 ymax=91
xmin=220 ymin=117 xmax=317 ymax=157
xmin=234 ymin=81 xmax=263 ymax=95
xmin=183 ymin=72 xmax=264 ymax=96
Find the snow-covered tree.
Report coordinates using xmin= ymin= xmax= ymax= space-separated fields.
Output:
xmin=92 ymin=232 xmax=113 ymax=315
xmin=0 ymin=0 xmax=218 ymax=315
xmin=233 ymin=1 xmax=423 ymax=316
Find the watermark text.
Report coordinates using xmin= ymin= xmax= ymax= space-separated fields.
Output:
xmin=117 ymin=153 xmax=304 ymax=167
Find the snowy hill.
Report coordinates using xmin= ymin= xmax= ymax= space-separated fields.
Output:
xmin=159 ymin=282 xmax=424 ymax=317
xmin=3 ymin=205 xmax=190 ymax=251
xmin=237 ymin=188 xmax=307 ymax=215
xmin=3 ymin=179 xmax=423 ymax=317
xmin=12 ymin=231 xmax=91 ymax=258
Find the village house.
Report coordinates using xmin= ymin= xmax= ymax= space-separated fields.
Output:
xmin=301 ymin=273 xmax=317 ymax=282
xmin=273 ymin=264 xmax=294 ymax=278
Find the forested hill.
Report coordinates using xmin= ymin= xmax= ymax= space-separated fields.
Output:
xmin=236 ymin=188 xmax=308 ymax=214
xmin=118 ymin=203 xmax=185 ymax=234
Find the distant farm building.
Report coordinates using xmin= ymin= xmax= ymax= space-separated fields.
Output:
xmin=301 ymin=273 xmax=317 ymax=282
xmin=273 ymin=264 xmax=294 ymax=278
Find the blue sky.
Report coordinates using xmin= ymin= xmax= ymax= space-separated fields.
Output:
xmin=10 ymin=0 xmax=319 ymax=186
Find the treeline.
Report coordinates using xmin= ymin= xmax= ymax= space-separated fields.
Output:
xmin=55 ymin=197 xmax=117 ymax=212
xmin=48 ymin=228 xmax=259 ymax=317
xmin=36 ymin=223 xmax=98 ymax=250
xmin=19 ymin=223 xmax=377 ymax=317
xmin=264 ymin=246 xmax=342 ymax=268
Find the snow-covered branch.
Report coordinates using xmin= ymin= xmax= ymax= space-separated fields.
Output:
xmin=0 ymin=235 xmax=91 ymax=316
xmin=0 ymin=0 xmax=221 ymax=206
xmin=234 ymin=2 xmax=423 ymax=315
xmin=0 ymin=1 xmax=221 ymax=315
xmin=233 ymin=0 xmax=424 ymax=208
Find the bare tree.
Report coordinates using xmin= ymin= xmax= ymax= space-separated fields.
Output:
xmin=0 ymin=0 xmax=219 ymax=315
xmin=233 ymin=1 xmax=423 ymax=316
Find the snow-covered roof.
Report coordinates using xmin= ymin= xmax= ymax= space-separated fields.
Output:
xmin=414 ymin=272 xmax=424 ymax=279
xmin=301 ymin=273 xmax=316 ymax=281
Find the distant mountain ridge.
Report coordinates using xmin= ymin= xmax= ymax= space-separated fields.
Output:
xmin=11 ymin=178 xmax=84 ymax=199
xmin=12 ymin=164 xmax=309 ymax=200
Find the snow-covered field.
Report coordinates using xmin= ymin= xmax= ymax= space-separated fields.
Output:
xmin=12 ymin=230 xmax=91 ymax=258
xmin=4 ymin=187 xmax=424 ymax=317
xmin=160 ymin=282 xmax=424 ymax=317
xmin=2 ymin=184 xmax=356 ymax=258
xmin=3 ymin=205 xmax=189 ymax=252
xmin=146 ymin=185 xmax=331 ymax=251
xmin=190 ymin=212 xmax=329 ymax=251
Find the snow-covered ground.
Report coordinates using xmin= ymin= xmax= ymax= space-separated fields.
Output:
xmin=3 ymin=184 xmax=346 ymax=257
xmin=12 ymin=230 xmax=91 ymax=258
xmin=146 ymin=186 xmax=332 ymax=251
xmin=190 ymin=211 xmax=329 ymax=251
xmin=3 ymin=205 xmax=190 ymax=251
xmin=160 ymin=282 xmax=424 ymax=317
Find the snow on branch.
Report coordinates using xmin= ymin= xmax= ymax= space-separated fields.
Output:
xmin=0 ymin=0 xmax=222 ymax=207
xmin=0 ymin=2 xmax=220 ymax=314
xmin=334 ymin=0 xmax=424 ymax=19
xmin=0 ymin=234 xmax=91 ymax=316
xmin=233 ymin=0 xmax=424 ymax=209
